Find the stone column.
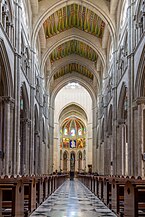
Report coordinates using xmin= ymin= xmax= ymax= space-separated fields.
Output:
xmin=137 ymin=103 xmax=144 ymax=176
xmin=29 ymin=86 xmax=35 ymax=175
xmin=34 ymin=131 xmax=40 ymax=175
xmin=23 ymin=118 xmax=30 ymax=175
xmin=116 ymin=124 xmax=123 ymax=175
xmin=48 ymin=102 xmax=54 ymax=174
xmin=0 ymin=97 xmax=3 ymax=174
xmin=13 ymin=0 xmax=22 ymax=175
xmin=3 ymin=97 xmax=14 ymax=175
xmin=127 ymin=0 xmax=135 ymax=176
xmin=112 ymin=49 xmax=118 ymax=176
xmin=92 ymin=105 xmax=98 ymax=172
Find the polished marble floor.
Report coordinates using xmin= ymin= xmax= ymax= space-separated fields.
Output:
xmin=30 ymin=179 xmax=117 ymax=217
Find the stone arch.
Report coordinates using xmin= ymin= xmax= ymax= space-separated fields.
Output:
xmin=0 ymin=38 xmax=13 ymax=97
xmin=49 ymin=55 xmax=100 ymax=87
xmin=31 ymin=0 xmax=116 ymax=47
xmin=41 ymin=32 xmax=106 ymax=72
xmin=50 ymin=76 xmax=97 ymax=109
xmin=20 ymin=82 xmax=29 ymax=118
xmin=0 ymin=39 xmax=14 ymax=175
xmin=59 ymin=103 xmax=88 ymax=125
xmin=117 ymin=82 xmax=128 ymax=175
xmin=135 ymin=46 xmax=145 ymax=98
xmin=118 ymin=82 xmax=128 ymax=120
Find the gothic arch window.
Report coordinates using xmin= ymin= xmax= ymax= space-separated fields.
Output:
xmin=21 ymin=35 xmax=30 ymax=80
xmin=60 ymin=117 xmax=86 ymax=149
xmin=135 ymin=0 xmax=144 ymax=43
xmin=1 ymin=0 xmax=13 ymax=43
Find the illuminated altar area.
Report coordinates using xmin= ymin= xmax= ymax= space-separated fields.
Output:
xmin=60 ymin=117 xmax=86 ymax=173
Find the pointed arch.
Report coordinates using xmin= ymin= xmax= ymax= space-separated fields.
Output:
xmin=135 ymin=46 xmax=145 ymax=98
xmin=118 ymin=82 xmax=128 ymax=120
xmin=0 ymin=38 xmax=13 ymax=97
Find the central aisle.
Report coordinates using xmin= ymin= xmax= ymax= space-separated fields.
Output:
xmin=30 ymin=179 xmax=116 ymax=217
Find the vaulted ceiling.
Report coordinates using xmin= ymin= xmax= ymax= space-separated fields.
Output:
xmin=30 ymin=0 xmax=118 ymax=99
xmin=54 ymin=63 xmax=94 ymax=80
xmin=50 ymin=40 xmax=98 ymax=63
xmin=43 ymin=4 xmax=105 ymax=39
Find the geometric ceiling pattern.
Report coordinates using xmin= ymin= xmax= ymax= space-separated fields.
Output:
xmin=50 ymin=40 xmax=97 ymax=63
xmin=54 ymin=63 xmax=94 ymax=80
xmin=44 ymin=4 xmax=105 ymax=39
xmin=62 ymin=117 xmax=85 ymax=132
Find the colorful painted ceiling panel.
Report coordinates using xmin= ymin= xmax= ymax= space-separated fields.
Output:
xmin=54 ymin=63 xmax=94 ymax=80
xmin=43 ymin=4 xmax=105 ymax=39
xmin=62 ymin=117 xmax=85 ymax=133
xmin=50 ymin=40 xmax=97 ymax=63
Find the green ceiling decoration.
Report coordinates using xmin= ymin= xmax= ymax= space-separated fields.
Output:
xmin=50 ymin=40 xmax=97 ymax=63
xmin=54 ymin=63 xmax=94 ymax=80
xmin=43 ymin=4 xmax=105 ymax=39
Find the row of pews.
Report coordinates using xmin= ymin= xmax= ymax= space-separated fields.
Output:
xmin=78 ymin=175 xmax=145 ymax=217
xmin=0 ymin=174 xmax=67 ymax=217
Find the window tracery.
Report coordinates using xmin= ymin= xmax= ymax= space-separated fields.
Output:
xmin=1 ymin=0 xmax=13 ymax=44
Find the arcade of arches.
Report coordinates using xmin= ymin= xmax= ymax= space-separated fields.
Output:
xmin=0 ymin=0 xmax=145 ymax=205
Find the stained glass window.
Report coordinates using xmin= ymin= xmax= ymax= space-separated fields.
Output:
xmin=64 ymin=128 xmax=68 ymax=135
xmin=78 ymin=128 xmax=82 ymax=136
xmin=71 ymin=128 xmax=75 ymax=136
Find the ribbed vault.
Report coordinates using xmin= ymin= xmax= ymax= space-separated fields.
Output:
xmin=43 ymin=4 xmax=105 ymax=39
xmin=30 ymin=0 xmax=117 ymax=107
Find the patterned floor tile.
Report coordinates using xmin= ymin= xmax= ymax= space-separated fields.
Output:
xmin=30 ymin=179 xmax=117 ymax=217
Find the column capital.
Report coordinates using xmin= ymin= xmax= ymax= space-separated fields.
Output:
xmin=134 ymin=97 xmax=145 ymax=105
xmin=0 ymin=96 xmax=15 ymax=104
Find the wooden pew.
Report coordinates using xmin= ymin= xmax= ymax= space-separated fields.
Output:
xmin=124 ymin=179 xmax=145 ymax=217
xmin=0 ymin=176 xmax=24 ymax=217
